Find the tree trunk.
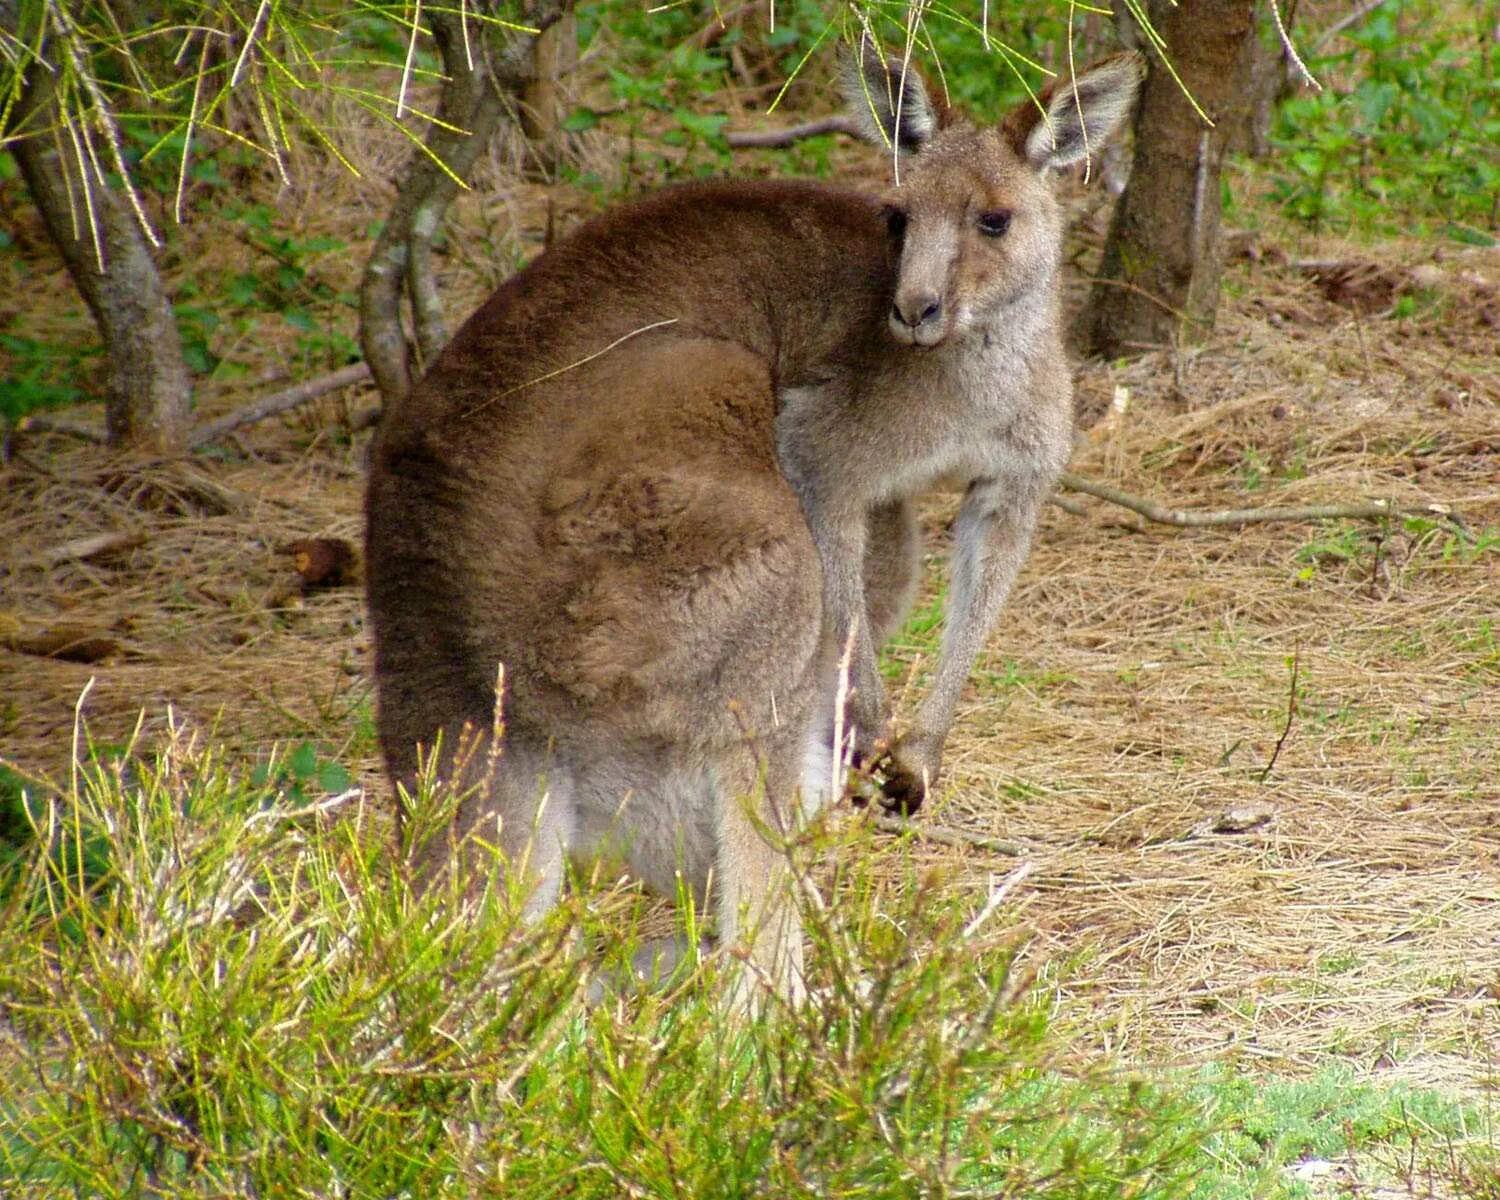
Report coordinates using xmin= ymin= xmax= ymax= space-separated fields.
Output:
xmin=1227 ymin=4 xmax=1295 ymax=158
xmin=358 ymin=1 xmax=572 ymax=406
xmin=520 ymin=10 xmax=579 ymax=176
xmin=1083 ymin=0 xmax=1259 ymax=358
xmin=11 ymin=59 xmax=192 ymax=451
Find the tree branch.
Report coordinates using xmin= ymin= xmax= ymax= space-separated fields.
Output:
xmin=32 ymin=529 xmax=146 ymax=566
xmin=725 ymin=115 xmax=860 ymax=148
xmin=873 ymin=815 xmax=1026 ymax=857
xmin=358 ymin=1 xmax=573 ymax=405
xmin=189 ymin=364 xmax=372 ymax=447
xmin=1058 ymin=470 xmax=1462 ymax=531
xmin=15 ymin=414 xmax=107 ymax=442
xmin=1310 ymin=0 xmax=1391 ymax=54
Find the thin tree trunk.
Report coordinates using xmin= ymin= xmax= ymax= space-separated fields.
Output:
xmin=520 ymin=10 xmax=579 ymax=176
xmin=1083 ymin=0 xmax=1259 ymax=358
xmin=358 ymin=1 xmax=572 ymax=406
xmin=1227 ymin=1 xmax=1296 ymax=158
xmin=11 ymin=58 xmax=191 ymax=451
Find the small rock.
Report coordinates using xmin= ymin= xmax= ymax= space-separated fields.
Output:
xmin=1212 ymin=803 xmax=1275 ymax=834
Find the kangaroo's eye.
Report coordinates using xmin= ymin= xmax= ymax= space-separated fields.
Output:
xmin=884 ymin=206 xmax=908 ymax=240
xmin=977 ymin=209 xmax=1012 ymax=238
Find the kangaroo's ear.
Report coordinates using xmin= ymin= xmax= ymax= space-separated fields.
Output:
xmin=840 ymin=41 xmax=940 ymax=153
xmin=1003 ymin=52 xmax=1144 ymax=171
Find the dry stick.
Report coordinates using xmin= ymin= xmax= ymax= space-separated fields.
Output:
xmin=15 ymin=415 xmax=107 ymax=442
xmin=1259 ymin=642 xmax=1300 ymax=783
xmin=691 ymin=0 xmax=756 ymax=49
xmin=874 ymin=814 xmax=1026 ymax=858
xmin=18 ymin=364 xmax=371 ymax=450
xmin=1310 ymin=0 xmax=1392 ymax=54
xmin=725 ymin=115 xmax=861 ymax=148
xmin=189 ymin=363 xmax=372 ymax=448
xmin=1058 ymin=470 xmax=1461 ymax=531
xmin=33 ymin=529 xmax=145 ymax=567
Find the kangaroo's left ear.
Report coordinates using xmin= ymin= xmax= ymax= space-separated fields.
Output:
xmin=840 ymin=40 xmax=943 ymax=153
xmin=1003 ymin=52 xmax=1145 ymax=171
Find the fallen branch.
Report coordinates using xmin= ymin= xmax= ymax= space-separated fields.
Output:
xmin=2 ymin=623 xmax=122 ymax=664
xmin=189 ymin=363 xmax=372 ymax=448
xmin=725 ymin=115 xmax=860 ymax=148
xmin=874 ymin=814 xmax=1026 ymax=858
xmin=691 ymin=0 xmax=755 ymax=49
xmin=15 ymin=414 xmax=107 ymax=442
xmin=33 ymin=529 xmax=145 ymax=567
xmin=1058 ymin=470 xmax=1461 ymax=532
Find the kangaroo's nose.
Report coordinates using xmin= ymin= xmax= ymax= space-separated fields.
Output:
xmin=892 ymin=293 xmax=942 ymax=329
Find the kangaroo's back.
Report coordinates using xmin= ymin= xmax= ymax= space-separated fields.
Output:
xmin=366 ymin=178 xmax=890 ymax=780
xmin=374 ymin=180 xmax=891 ymax=449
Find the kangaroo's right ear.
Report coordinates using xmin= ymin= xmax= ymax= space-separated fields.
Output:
xmin=1002 ymin=52 xmax=1144 ymax=171
xmin=839 ymin=41 xmax=940 ymax=153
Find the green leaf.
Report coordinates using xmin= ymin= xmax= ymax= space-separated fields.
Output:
xmin=317 ymin=761 xmax=352 ymax=794
xmin=674 ymin=110 xmax=728 ymax=141
xmin=287 ymin=742 xmax=319 ymax=781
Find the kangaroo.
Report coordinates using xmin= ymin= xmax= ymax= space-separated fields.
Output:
xmin=364 ymin=47 xmax=1142 ymax=1004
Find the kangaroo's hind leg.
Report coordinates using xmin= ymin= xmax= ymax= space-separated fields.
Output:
xmin=711 ymin=729 xmax=814 ymax=1011
xmin=404 ymin=724 xmax=578 ymax=923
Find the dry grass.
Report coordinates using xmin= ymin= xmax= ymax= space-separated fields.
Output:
xmin=2 ymin=93 xmax=1497 ymax=1114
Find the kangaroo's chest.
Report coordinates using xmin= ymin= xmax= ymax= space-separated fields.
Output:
xmin=868 ymin=343 xmax=1042 ymax=494
xmin=774 ymin=321 xmax=1069 ymax=511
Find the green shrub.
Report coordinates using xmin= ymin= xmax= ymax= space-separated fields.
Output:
xmin=0 ymin=728 xmax=1215 ymax=1198
xmin=1268 ymin=5 xmax=1498 ymax=241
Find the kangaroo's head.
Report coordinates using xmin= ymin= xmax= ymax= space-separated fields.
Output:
xmin=842 ymin=48 xmax=1143 ymax=349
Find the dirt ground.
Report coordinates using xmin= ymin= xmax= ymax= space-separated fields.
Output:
xmin=2 ymin=103 xmax=1497 ymax=1105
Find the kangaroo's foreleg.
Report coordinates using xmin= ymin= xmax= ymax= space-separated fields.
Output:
xmin=878 ymin=472 xmax=1051 ymax=811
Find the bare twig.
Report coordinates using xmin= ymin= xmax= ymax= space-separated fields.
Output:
xmin=1310 ymin=0 xmax=1392 ymax=55
xmin=33 ymin=529 xmax=145 ymax=567
xmin=189 ymin=363 xmax=372 ymax=448
xmin=725 ymin=115 xmax=860 ymax=148
xmin=873 ymin=814 xmax=1026 ymax=858
xmin=15 ymin=415 xmax=107 ymax=442
xmin=1058 ymin=471 xmax=1460 ymax=531
xmin=691 ymin=1 xmax=756 ymax=49
xmin=1259 ymin=642 xmax=1300 ymax=782
xmin=1047 ymin=492 xmax=1089 ymax=517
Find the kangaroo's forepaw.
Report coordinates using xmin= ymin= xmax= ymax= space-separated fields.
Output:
xmin=874 ymin=731 xmax=942 ymax=815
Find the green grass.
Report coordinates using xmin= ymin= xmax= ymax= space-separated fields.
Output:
xmin=1190 ymin=1065 xmax=1497 ymax=1199
xmin=0 ymin=730 xmax=1493 ymax=1197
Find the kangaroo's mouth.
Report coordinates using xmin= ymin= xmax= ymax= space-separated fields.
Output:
xmin=887 ymin=315 xmax=949 ymax=349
